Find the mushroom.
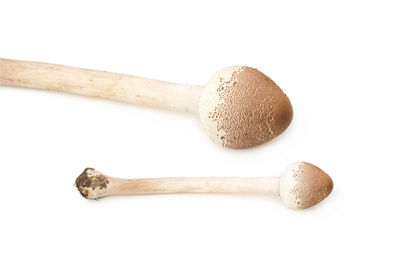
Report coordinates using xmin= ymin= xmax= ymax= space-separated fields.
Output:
xmin=1 ymin=58 xmax=293 ymax=149
xmin=75 ymin=162 xmax=333 ymax=209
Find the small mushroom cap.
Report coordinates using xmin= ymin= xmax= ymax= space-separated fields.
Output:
xmin=280 ymin=162 xmax=333 ymax=209
xmin=198 ymin=66 xmax=293 ymax=149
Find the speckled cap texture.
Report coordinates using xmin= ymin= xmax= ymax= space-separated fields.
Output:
xmin=280 ymin=162 xmax=334 ymax=209
xmin=198 ymin=66 xmax=293 ymax=149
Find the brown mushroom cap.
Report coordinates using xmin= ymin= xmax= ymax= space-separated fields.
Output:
xmin=198 ymin=66 xmax=293 ymax=149
xmin=280 ymin=162 xmax=334 ymax=209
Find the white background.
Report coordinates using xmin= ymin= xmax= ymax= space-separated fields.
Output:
xmin=1 ymin=1 xmax=399 ymax=266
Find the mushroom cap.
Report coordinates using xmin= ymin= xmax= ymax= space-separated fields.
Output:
xmin=280 ymin=162 xmax=333 ymax=209
xmin=198 ymin=66 xmax=293 ymax=149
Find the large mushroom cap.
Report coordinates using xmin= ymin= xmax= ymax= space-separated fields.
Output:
xmin=198 ymin=66 xmax=293 ymax=149
xmin=280 ymin=162 xmax=333 ymax=209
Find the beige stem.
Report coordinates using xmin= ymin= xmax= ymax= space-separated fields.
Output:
xmin=0 ymin=58 xmax=203 ymax=113
xmin=105 ymin=177 xmax=280 ymax=197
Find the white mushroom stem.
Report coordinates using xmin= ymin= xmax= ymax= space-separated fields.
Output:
xmin=75 ymin=168 xmax=280 ymax=199
xmin=0 ymin=58 xmax=202 ymax=113
xmin=107 ymin=177 xmax=280 ymax=196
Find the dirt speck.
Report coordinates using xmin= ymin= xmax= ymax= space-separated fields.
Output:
xmin=75 ymin=168 xmax=109 ymax=198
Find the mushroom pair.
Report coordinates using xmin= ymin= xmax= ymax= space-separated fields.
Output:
xmin=0 ymin=58 xmax=333 ymax=208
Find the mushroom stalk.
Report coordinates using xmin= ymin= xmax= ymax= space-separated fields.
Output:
xmin=110 ymin=177 xmax=280 ymax=195
xmin=76 ymin=168 xmax=280 ymax=199
xmin=0 ymin=58 xmax=202 ymax=113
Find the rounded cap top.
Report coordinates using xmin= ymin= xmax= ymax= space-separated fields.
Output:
xmin=280 ymin=162 xmax=333 ymax=209
xmin=198 ymin=66 xmax=293 ymax=149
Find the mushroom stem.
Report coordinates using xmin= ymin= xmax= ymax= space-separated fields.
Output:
xmin=0 ymin=58 xmax=202 ymax=113
xmin=110 ymin=177 xmax=281 ymax=196
xmin=76 ymin=168 xmax=280 ymax=199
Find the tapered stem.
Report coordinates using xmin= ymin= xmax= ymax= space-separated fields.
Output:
xmin=0 ymin=58 xmax=203 ymax=113
xmin=75 ymin=168 xmax=281 ymax=199
xmin=108 ymin=177 xmax=280 ymax=196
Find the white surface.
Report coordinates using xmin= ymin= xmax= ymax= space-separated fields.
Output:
xmin=0 ymin=1 xmax=399 ymax=266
